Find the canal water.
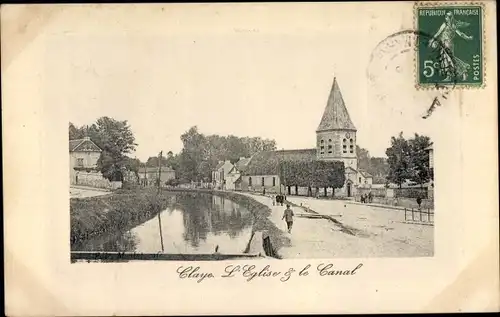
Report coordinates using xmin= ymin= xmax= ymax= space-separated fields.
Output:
xmin=76 ymin=193 xmax=255 ymax=254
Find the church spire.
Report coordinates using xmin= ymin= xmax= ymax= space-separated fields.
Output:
xmin=316 ymin=77 xmax=356 ymax=132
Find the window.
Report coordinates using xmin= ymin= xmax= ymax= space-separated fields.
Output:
xmin=350 ymin=145 xmax=354 ymax=153
xmin=272 ymin=177 xmax=276 ymax=186
xmin=249 ymin=177 xmax=252 ymax=186
xmin=261 ymin=177 xmax=265 ymax=186
xmin=320 ymin=146 xmax=325 ymax=154
xmin=328 ymin=145 xmax=333 ymax=154
xmin=328 ymin=139 xmax=332 ymax=143
xmin=321 ymin=139 xmax=324 ymax=144
xmin=365 ymin=180 xmax=367 ymax=184
xmin=359 ymin=177 xmax=362 ymax=183
xmin=77 ymin=158 xmax=84 ymax=167
xmin=343 ymin=144 xmax=347 ymax=153
xmin=350 ymin=138 xmax=353 ymax=143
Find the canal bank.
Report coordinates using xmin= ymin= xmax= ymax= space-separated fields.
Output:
xmin=164 ymin=188 xmax=291 ymax=258
xmin=71 ymin=188 xmax=174 ymax=249
xmin=70 ymin=188 xmax=289 ymax=258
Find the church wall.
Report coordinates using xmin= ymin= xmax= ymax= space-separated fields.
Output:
xmin=240 ymin=175 xmax=281 ymax=193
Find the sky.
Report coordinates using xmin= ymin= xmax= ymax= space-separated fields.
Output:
xmin=41 ymin=4 xmax=444 ymax=161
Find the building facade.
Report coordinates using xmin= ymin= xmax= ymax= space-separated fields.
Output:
xmin=225 ymin=157 xmax=251 ymax=191
xmin=69 ymin=137 xmax=102 ymax=185
xmin=138 ymin=166 xmax=176 ymax=186
xmin=211 ymin=160 xmax=234 ymax=190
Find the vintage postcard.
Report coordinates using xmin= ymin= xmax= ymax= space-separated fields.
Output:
xmin=3 ymin=2 xmax=498 ymax=315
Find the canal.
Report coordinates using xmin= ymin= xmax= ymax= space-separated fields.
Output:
xmin=74 ymin=192 xmax=255 ymax=254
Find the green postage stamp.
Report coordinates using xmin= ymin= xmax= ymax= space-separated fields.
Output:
xmin=415 ymin=3 xmax=484 ymax=88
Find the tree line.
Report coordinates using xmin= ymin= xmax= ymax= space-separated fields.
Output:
xmin=171 ymin=126 xmax=277 ymax=182
xmin=280 ymin=160 xmax=346 ymax=191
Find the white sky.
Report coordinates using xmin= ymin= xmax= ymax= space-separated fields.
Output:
xmin=41 ymin=4 xmax=444 ymax=161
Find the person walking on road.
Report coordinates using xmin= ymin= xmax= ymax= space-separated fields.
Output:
xmin=282 ymin=204 xmax=294 ymax=234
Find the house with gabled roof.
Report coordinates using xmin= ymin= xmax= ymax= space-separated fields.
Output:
xmin=138 ymin=166 xmax=176 ymax=186
xmin=69 ymin=136 xmax=102 ymax=184
xmin=211 ymin=160 xmax=234 ymax=190
xmin=239 ymin=77 xmax=370 ymax=197
xmin=225 ymin=157 xmax=251 ymax=191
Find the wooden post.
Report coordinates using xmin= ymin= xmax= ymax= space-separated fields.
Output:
xmin=404 ymin=208 xmax=407 ymax=221
xmin=158 ymin=212 xmax=165 ymax=252
xmin=157 ymin=151 xmax=163 ymax=194
xmin=411 ymin=208 xmax=414 ymax=221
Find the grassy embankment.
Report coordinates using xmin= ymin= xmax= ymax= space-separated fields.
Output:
xmin=70 ymin=188 xmax=289 ymax=257
xmin=70 ymin=188 xmax=173 ymax=249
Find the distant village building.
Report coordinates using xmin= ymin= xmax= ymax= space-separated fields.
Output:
xmin=225 ymin=157 xmax=251 ymax=191
xmin=138 ymin=166 xmax=176 ymax=186
xmin=425 ymin=143 xmax=434 ymax=199
xmin=425 ymin=144 xmax=434 ymax=170
xmin=69 ymin=136 xmax=122 ymax=189
xmin=239 ymin=77 xmax=372 ymax=197
xmin=212 ymin=160 xmax=234 ymax=190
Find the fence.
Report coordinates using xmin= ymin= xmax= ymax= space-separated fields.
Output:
xmin=394 ymin=187 xmax=428 ymax=199
xmin=356 ymin=187 xmax=386 ymax=197
xmin=404 ymin=207 xmax=434 ymax=223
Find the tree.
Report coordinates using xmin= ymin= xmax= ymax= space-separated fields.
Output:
xmin=69 ymin=122 xmax=85 ymax=140
xmin=369 ymin=157 xmax=389 ymax=184
xmin=408 ymin=133 xmax=432 ymax=187
xmin=356 ymin=145 xmax=371 ymax=172
xmin=385 ymin=132 xmax=412 ymax=188
xmin=90 ymin=117 xmax=137 ymax=181
xmin=146 ymin=156 xmax=169 ymax=167
xmin=123 ymin=157 xmax=141 ymax=184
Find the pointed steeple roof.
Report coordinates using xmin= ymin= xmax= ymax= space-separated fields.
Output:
xmin=316 ymin=77 xmax=356 ymax=132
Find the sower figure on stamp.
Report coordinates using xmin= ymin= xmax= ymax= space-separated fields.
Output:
xmin=282 ymin=204 xmax=294 ymax=234
xmin=428 ymin=11 xmax=474 ymax=81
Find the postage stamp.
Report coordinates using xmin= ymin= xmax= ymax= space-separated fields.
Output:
xmin=415 ymin=2 xmax=484 ymax=88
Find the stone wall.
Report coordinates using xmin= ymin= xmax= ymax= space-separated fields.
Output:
xmin=73 ymin=171 xmax=122 ymax=190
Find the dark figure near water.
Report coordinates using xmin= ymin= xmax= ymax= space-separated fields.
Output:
xmin=361 ymin=194 xmax=365 ymax=203
xmin=263 ymin=188 xmax=266 ymax=195
xmin=368 ymin=192 xmax=373 ymax=203
xmin=416 ymin=196 xmax=422 ymax=209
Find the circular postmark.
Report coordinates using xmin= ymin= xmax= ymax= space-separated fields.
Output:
xmin=367 ymin=29 xmax=458 ymax=119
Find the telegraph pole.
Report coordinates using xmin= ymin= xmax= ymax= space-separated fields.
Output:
xmin=157 ymin=151 xmax=163 ymax=194
xmin=282 ymin=148 xmax=286 ymax=195
xmin=157 ymin=150 xmax=164 ymax=252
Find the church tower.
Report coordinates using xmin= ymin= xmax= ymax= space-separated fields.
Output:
xmin=316 ymin=77 xmax=357 ymax=170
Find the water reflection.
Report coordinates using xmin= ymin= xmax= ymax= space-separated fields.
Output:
xmin=76 ymin=193 xmax=254 ymax=254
